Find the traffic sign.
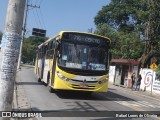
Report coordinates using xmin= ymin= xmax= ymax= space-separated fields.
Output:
xmin=32 ymin=28 xmax=46 ymax=37
xmin=150 ymin=63 xmax=158 ymax=70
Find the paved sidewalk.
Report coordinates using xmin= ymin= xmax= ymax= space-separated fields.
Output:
xmin=12 ymin=68 xmax=37 ymax=120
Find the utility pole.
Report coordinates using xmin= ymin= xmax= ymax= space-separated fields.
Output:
xmin=17 ymin=2 xmax=40 ymax=69
xmin=0 ymin=0 xmax=26 ymax=116
xmin=17 ymin=0 xmax=29 ymax=69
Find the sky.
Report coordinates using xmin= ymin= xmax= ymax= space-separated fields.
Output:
xmin=0 ymin=0 xmax=110 ymax=37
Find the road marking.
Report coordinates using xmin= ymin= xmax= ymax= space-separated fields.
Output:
xmin=115 ymin=101 xmax=145 ymax=111
xmin=95 ymin=92 xmax=160 ymax=111
xmin=95 ymin=92 xmax=160 ymax=109
xmin=115 ymin=100 xmax=160 ymax=111
xmin=138 ymin=101 xmax=160 ymax=108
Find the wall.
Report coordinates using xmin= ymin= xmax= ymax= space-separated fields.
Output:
xmin=109 ymin=66 xmax=116 ymax=84
xmin=140 ymin=68 xmax=160 ymax=95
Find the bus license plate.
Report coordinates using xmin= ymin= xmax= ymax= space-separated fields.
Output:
xmin=80 ymin=84 xmax=88 ymax=88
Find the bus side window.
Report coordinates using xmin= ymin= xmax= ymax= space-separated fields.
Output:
xmin=55 ymin=40 xmax=60 ymax=50
xmin=52 ymin=40 xmax=55 ymax=49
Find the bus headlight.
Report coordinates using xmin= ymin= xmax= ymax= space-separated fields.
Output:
xmin=98 ymin=78 xmax=108 ymax=84
xmin=57 ymin=71 xmax=70 ymax=81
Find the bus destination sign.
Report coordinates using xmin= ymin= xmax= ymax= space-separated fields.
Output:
xmin=62 ymin=33 xmax=109 ymax=45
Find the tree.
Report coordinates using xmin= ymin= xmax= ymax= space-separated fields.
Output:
xmin=119 ymin=32 xmax=144 ymax=59
xmin=94 ymin=0 xmax=160 ymax=67
xmin=139 ymin=0 xmax=160 ymax=68
xmin=94 ymin=23 xmax=144 ymax=60
xmin=95 ymin=23 xmax=121 ymax=58
xmin=94 ymin=0 xmax=148 ymax=34
xmin=22 ymin=36 xmax=48 ymax=63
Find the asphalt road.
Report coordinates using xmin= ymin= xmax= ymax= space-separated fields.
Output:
xmin=15 ymin=66 xmax=160 ymax=120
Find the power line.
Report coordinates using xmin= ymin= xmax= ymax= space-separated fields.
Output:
xmin=32 ymin=8 xmax=39 ymax=28
xmin=39 ymin=8 xmax=46 ymax=29
xmin=35 ymin=7 xmax=43 ymax=29
xmin=39 ymin=0 xmax=43 ymax=5
xmin=17 ymin=0 xmax=40 ymax=69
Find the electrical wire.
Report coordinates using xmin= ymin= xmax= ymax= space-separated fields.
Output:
xmin=25 ymin=0 xmax=46 ymax=36
xmin=35 ymin=7 xmax=43 ymax=29
xmin=32 ymin=8 xmax=39 ymax=28
xmin=37 ymin=0 xmax=46 ymax=29
xmin=39 ymin=0 xmax=43 ymax=6
xmin=39 ymin=8 xmax=46 ymax=29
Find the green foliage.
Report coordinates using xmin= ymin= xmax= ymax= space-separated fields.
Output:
xmin=94 ymin=0 xmax=160 ymax=64
xmin=22 ymin=36 xmax=48 ymax=63
xmin=119 ymin=33 xmax=144 ymax=59
xmin=94 ymin=0 xmax=149 ymax=33
xmin=95 ymin=23 xmax=144 ymax=59
xmin=95 ymin=23 xmax=119 ymax=42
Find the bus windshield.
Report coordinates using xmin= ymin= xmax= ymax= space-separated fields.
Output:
xmin=58 ymin=41 xmax=107 ymax=71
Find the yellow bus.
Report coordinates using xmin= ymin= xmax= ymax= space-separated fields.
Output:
xmin=35 ymin=31 xmax=111 ymax=93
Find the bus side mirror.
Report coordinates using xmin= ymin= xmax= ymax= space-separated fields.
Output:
xmin=55 ymin=40 xmax=60 ymax=50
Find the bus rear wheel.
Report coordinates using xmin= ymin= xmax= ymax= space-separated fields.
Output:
xmin=38 ymin=78 xmax=41 ymax=82
xmin=85 ymin=91 xmax=92 ymax=96
xmin=48 ymin=86 xmax=54 ymax=93
xmin=47 ymin=72 xmax=55 ymax=93
xmin=45 ymin=72 xmax=50 ymax=86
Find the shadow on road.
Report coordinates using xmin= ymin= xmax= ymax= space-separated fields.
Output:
xmin=55 ymin=90 xmax=135 ymax=101
xmin=19 ymin=65 xmax=34 ymax=69
xmin=16 ymin=79 xmax=134 ymax=101
xmin=108 ymin=88 xmax=116 ymax=91
xmin=16 ymin=81 xmax=43 ymax=86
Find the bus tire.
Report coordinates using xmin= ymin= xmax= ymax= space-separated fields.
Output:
xmin=38 ymin=78 xmax=41 ymax=82
xmin=48 ymin=86 xmax=54 ymax=93
xmin=47 ymin=72 xmax=55 ymax=93
xmin=47 ymin=72 xmax=50 ymax=84
xmin=85 ymin=91 xmax=92 ymax=96
xmin=44 ymin=72 xmax=50 ymax=87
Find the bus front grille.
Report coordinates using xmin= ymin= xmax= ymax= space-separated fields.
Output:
xmin=71 ymin=84 xmax=95 ymax=90
xmin=70 ymin=79 xmax=98 ymax=84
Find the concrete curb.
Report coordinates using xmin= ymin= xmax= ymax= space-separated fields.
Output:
xmin=21 ymin=64 xmax=34 ymax=68
xmin=13 ymin=85 xmax=18 ymax=111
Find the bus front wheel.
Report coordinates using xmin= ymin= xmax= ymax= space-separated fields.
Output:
xmin=38 ymin=78 xmax=41 ymax=82
xmin=47 ymin=72 xmax=55 ymax=93
xmin=44 ymin=72 xmax=50 ymax=86
xmin=48 ymin=86 xmax=54 ymax=93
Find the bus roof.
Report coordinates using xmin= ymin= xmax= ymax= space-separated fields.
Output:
xmin=59 ymin=31 xmax=111 ymax=41
xmin=38 ymin=35 xmax=59 ymax=48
